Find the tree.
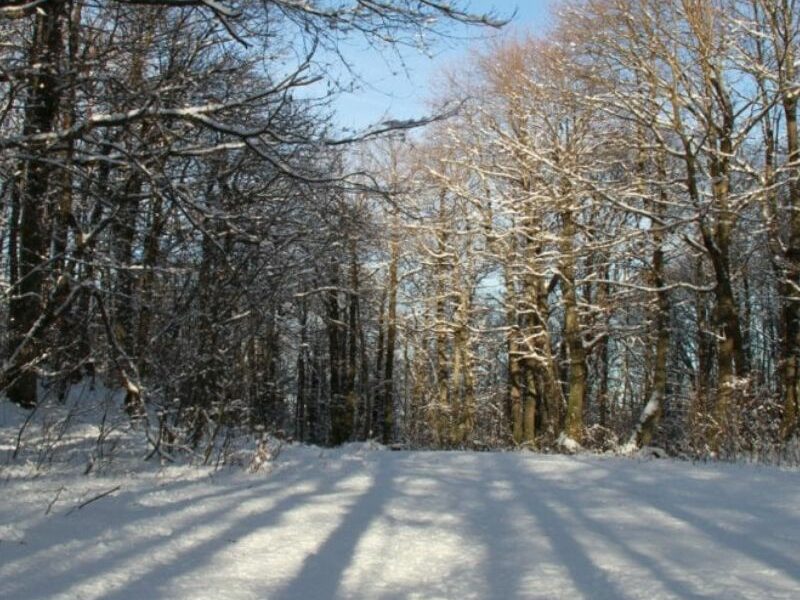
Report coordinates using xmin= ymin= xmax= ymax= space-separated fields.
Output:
xmin=0 ymin=0 xmax=504 ymax=449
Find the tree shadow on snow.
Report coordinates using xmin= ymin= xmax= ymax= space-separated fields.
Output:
xmin=1 ymin=453 xmax=798 ymax=599
xmin=0 ymin=462 xmax=368 ymax=599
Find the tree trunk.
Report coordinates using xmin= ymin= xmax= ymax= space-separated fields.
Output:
xmin=372 ymin=289 xmax=386 ymax=438
xmin=296 ymin=298 xmax=308 ymax=441
xmin=326 ymin=269 xmax=348 ymax=445
xmin=6 ymin=1 xmax=66 ymax=408
xmin=631 ymin=245 xmax=670 ymax=448
xmin=561 ymin=210 xmax=586 ymax=443
xmin=382 ymin=229 xmax=399 ymax=445
xmin=432 ymin=193 xmax=450 ymax=445
xmin=135 ymin=197 xmax=165 ymax=375
xmin=345 ymin=239 xmax=359 ymax=439
xmin=781 ymin=87 xmax=800 ymax=439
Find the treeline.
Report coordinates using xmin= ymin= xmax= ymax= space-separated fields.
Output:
xmin=0 ymin=0 xmax=501 ymax=455
xmin=2 ymin=0 xmax=800 ymax=462
xmin=389 ymin=0 xmax=800 ymax=458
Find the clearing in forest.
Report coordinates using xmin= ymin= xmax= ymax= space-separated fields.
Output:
xmin=1 ymin=447 xmax=798 ymax=599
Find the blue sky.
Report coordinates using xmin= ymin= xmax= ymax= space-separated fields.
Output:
xmin=332 ymin=1 xmax=557 ymax=130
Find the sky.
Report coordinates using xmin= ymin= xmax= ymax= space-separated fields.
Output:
xmin=332 ymin=1 xmax=558 ymax=131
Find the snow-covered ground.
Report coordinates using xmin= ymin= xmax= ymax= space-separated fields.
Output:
xmin=1 ymin=433 xmax=799 ymax=600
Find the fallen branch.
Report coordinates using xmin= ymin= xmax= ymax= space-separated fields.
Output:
xmin=66 ymin=485 xmax=121 ymax=515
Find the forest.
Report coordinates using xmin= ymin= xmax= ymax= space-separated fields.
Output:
xmin=2 ymin=0 xmax=800 ymax=464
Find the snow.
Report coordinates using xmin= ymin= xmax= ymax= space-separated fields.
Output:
xmin=2 ymin=435 xmax=799 ymax=600
xmin=557 ymin=432 xmax=583 ymax=454
xmin=1 ymin=389 xmax=798 ymax=599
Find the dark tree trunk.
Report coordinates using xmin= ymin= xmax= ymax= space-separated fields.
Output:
xmin=382 ymin=231 xmax=399 ymax=445
xmin=6 ymin=1 xmax=66 ymax=408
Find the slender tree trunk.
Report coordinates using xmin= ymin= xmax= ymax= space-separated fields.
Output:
xmin=507 ymin=322 xmax=524 ymax=443
xmin=296 ymin=298 xmax=308 ymax=441
xmin=382 ymin=228 xmax=399 ymax=445
xmin=7 ymin=177 xmax=20 ymax=289
xmin=598 ymin=333 xmax=609 ymax=428
xmin=519 ymin=235 xmax=539 ymax=446
xmin=135 ymin=197 xmax=164 ymax=375
xmin=693 ymin=279 xmax=713 ymax=430
xmin=705 ymin=65 xmax=748 ymax=442
xmin=539 ymin=278 xmax=565 ymax=440
xmin=595 ymin=264 xmax=611 ymax=431
xmin=432 ymin=193 xmax=450 ymax=445
xmin=358 ymin=301 xmax=370 ymax=440
xmin=451 ymin=272 xmax=475 ymax=445
xmin=327 ymin=267 xmax=348 ymax=445
xmin=109 ymin=19 xmax=156 ymax=361
xmin=522 ymin=366 xmax=537 ymax=445
xmin=630 ymin=141 xmax=671 ymax=448
xmin=632 ymin=245 xmax=670 ymax=448
xmin=502 ymin=223 xmax=524 ymax=442
xmin=561 ymin=210 xmax=586 ymax=442
xmin=372 ymin=289 xmax=386 ymax=438
xmin=73 ymin=146 xmax=110 ymax=370
xmin=683 ymin=135 xmax=745 ymax=446
xmin=345 ymin=239 xmax=359 ymax=439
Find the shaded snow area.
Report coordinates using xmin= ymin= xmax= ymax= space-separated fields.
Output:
xmin=1 ymin=441 xmax=798 ymax=600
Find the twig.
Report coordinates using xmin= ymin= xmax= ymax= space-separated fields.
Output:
xmin=66 ymin=485 xmax=121 ymax=515
xmin=45 ymin=486 xmax=65 ymax=516
xmin=12 ymin=404 xmax=38 ymax=460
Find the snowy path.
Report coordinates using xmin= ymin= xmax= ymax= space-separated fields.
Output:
xmin=1 ymin=449 xmax=799 ymax=599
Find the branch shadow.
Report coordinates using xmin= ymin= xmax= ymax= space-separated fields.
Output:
xmin=269 ymin=458 xmax=394 ymax=600
xmin=0 ymin=462 xmax=364 ymax=599
xmin=2 ymin=452 xmax=798 ymax=600
xmin=582 ymin=458 xmax=800 ymax=584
